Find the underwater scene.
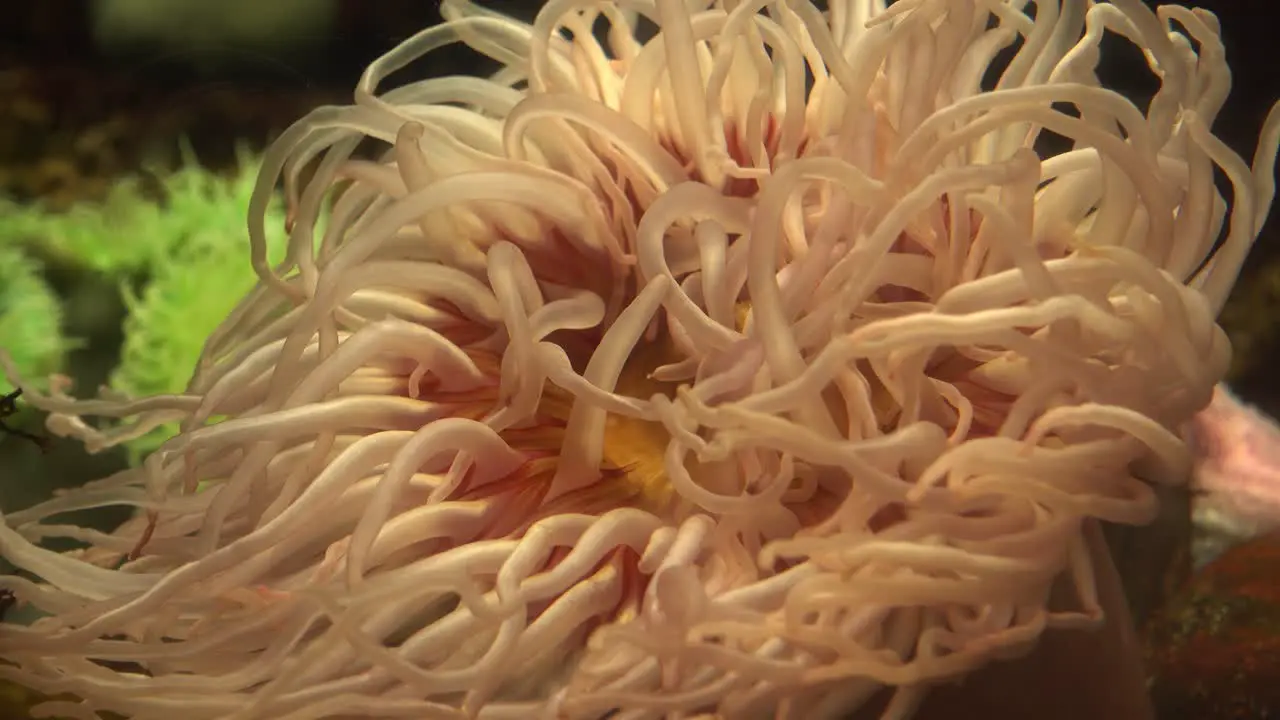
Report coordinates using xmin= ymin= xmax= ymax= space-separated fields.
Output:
xmin=1 ymin=1 xmax=1279 ymax=718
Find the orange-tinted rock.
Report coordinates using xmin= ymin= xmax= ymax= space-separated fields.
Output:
xmin=1147 ymin=530 xmax=1280 ymax=718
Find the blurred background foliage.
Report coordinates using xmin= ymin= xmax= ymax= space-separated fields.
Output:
xmin=0 ymin=0 xmax=547 ymax=514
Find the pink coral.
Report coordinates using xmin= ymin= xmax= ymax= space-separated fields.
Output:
xmin=1188 ymin=386 xmax=1280 ymax=565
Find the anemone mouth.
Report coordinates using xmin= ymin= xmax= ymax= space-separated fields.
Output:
xmin=1 ymin=1 xmax=1279 ymax=719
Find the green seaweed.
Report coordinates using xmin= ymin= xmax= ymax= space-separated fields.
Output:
xmin=0 ymin=246 xmax=68 ymax=390
xmin=0 ymin=143 xmax=289 ymax=460
xmin=109 ymin=148 xmax=289 ymax=460
xmin=0 ymin=176 xmax=168 ymax=275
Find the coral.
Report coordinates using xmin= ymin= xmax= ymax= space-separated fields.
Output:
xmin=1187 ymin=386 xmax=1280 ymax=568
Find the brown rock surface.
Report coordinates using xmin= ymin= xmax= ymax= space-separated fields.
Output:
xmin=1147 ymin=530 xmax=1280 ymax=719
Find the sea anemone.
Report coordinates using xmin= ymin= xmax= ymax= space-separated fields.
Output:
xmin=2 ymin=0 xmax=1278 ymax=718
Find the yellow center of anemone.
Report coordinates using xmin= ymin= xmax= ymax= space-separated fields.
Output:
xmin=510 ymin=329 xmax=685 ymax=519
xmin=599 ymin=336 xmax=684 ymax=510
xmin=571 ymin=300 xmax=755 ymax=515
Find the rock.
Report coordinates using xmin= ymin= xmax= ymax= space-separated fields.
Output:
xmin=1147 ymin=530 xmax=1280 ymax=718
